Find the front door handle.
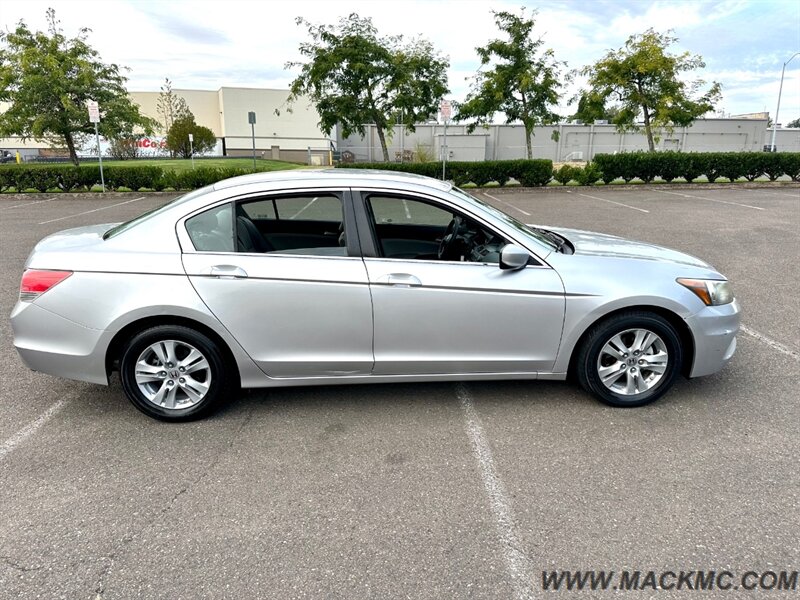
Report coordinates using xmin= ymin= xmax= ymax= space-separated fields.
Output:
xmin=377 ymin=273 xmax=422 ymax=287
xmin=207 ymin=265 xmax=248 ymax=279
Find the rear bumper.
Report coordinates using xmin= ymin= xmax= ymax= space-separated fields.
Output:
xmin=10 ymin=301 xmax=109 ymax=385
xmin=686 ymin=299 xmax=740 ymax=378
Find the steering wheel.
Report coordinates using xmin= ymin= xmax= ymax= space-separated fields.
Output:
xmin=438 ymin=215 xmax=464 ymax=260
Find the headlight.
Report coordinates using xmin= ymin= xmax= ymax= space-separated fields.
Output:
xmin=677 ymin=278 xmax=734 ymax=306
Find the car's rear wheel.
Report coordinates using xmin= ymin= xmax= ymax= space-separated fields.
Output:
xmin=576 ymin=311 xmax=682 ymax=407
xmin=120 ymin=325 xmax=230 ymax=421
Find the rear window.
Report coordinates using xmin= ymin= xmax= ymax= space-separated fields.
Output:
xmin=103 ymin=185 xmax=214 ymax=239
xmin=186 ymin=204 xmax=234 ymax=252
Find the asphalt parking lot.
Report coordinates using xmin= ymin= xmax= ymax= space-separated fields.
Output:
xmin=1 ymin=185 xmax=798 ymax=599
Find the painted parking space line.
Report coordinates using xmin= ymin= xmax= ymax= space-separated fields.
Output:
xmin=740 ymin=324 xmax=800 ymax=361
xmin=0 ymin=196 xmax=61 ymax=211
xmin=290 ymin=196 xmax=318 ymax=219
xmin=744 ymin=190 xmax=800 ymax=199
xmin=566 ymin=189 xmax=649 ymax=213
xmin=0 ymin=397 xmax=70 ymax=461
xmin=483 ymin=192 xmax=531 ymax=217
xmin=652 ymin=189 xmax=765 ymax=210
xmin=456 ymin=383 xmax=534 ymax=600
xmin=38 ymin=196 xmax=147 ymax=225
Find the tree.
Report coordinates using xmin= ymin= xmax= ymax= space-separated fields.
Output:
xmin=166 ymin=116 xmax=216 ymax=159
xmin=580 ymin=29 xmax=721 ymax=151
xmin=0 ymin=8 xmax=154 ymax=166
xmin=156 ymin=78 xmax=191 ymax=134
xmin=454 ymin=9 xmax=565 ymax=159
xmin=286 ymin=14 xmax=449 ymax=162
xmin=570 ymin=92 xmax=620 ymax=123
xmin=786 ymin=117 xmax=800 ymax=128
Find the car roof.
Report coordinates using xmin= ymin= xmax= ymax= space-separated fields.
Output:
xmin=212 ymin=168 xmax=453 ymax=193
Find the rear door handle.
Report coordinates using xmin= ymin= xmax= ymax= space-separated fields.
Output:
xmin=377 ymin=273 xmax=422 ymax=287
xmin=207 ymin=265 xmax=248 ymax=279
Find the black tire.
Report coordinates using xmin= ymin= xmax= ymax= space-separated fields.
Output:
xmin=120 ymin=325 xmax=232 ymax=421
xmin=575 ymin=311 xmax=682 ymax=408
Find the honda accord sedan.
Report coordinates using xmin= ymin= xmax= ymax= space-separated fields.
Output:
xmin=11 ymin=169 xmax=739 ymax=421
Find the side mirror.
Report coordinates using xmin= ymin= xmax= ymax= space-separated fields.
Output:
xmin=499 ymin=244 xmax=530 ymax=271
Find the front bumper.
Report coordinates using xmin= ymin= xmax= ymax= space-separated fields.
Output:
xmin=685 ymin=298 xmax=740 ymax=378
xmin=10 ymin=301 xmax=109 ymax=385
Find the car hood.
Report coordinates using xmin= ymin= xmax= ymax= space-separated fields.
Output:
xmin=545 ymin=226 xmax=711 ymax=268
xmin=33 ymin=223 xmax=120 ymax=251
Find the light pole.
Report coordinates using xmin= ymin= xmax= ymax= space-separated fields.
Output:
xmin=770 ymin=51 xmax=800 ymax=152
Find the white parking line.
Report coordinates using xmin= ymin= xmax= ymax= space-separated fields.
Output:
xmin=0 ymin=196 xmax=61 ymax=211
xmin=746 ymin=190 xmax=799 ymax=199
xmin=483 ymin=192 xmax=531 ymax=217
xmin=740 ymin=325 xmax=800 ymax=361
xmin=456 ymin=383 xmax=534 ymax=600
xmin=38 ymin=196 xmax=147 ymax=225
xmin=290 ymin=196 xmax=318 ymax=219
xmin=567 ymin=190 xmax=649 ymax=213
xmin=653 ymin=189 xmax=765 ymax=210
xmin=0 ymin=398 xmax=70 ymax=461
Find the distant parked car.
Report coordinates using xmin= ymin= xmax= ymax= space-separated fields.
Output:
xmin=0 ymin=150 xmax=15 ymax=163
xmin=11 ymin=170 xmax=739 ymax=421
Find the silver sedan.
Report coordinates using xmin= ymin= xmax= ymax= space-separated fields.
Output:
xmin=11 ymin=170 xmax=740 ymax=421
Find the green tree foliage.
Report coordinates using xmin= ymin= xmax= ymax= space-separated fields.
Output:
xmin=454 ymin=9 xmax=565 ymax=159
xmin=166 ymin=116 xmax=216 ymax=159
xmin=156 ymin=78 xmax=192 ymax=134
xmin=286 ymin=13 xmax=449 ymax=162
xmin=570 ymin=92 xmax=620 ymax=123
xmin=580 ymin=29 xmax=721 ymax=151
xmin=0 ymin=8 xmax=154 ymax=166
xmin=786 ymin=117 xmax=800 ymax=128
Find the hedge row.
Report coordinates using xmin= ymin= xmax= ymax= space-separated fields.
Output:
xmin=337 ymin=159 xmax=554 ymax=187
xmin=0 ymin=165 xmax=256 ymax=192
xmin=593 ymin=151 xmax=800 ymax=184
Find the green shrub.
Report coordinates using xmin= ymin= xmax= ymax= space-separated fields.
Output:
xmin=553 ymin=164 xmax=576 ymax=185
xmin=762 ymin=153 xmax=784 ymax=181
xmin=780 ymin=153 xmax=800 ymax=182
xmin=681 ymin=153 xmax=703 ymax=183
xmin=575 ymin=163 xmax=603 ymax=186
xmin=337 ymin=159 xmax=553 ymax=187
xmin=592 ymin=151 xmax=793 ymax=184
xmin=657 ymin=151 xmax=683 ymax=183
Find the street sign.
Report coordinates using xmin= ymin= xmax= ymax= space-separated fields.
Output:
xmin=439 ymin=99 xmax=452 ymax=122
xmin=188 ymin=133 xmax=194 ymax=142
xmin=248 ymin=111 xmax=257 ymax=125
xmin=87 ymin=100 xmax=100 ymax=123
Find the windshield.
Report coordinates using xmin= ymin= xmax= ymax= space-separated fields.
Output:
xmin=103 ymin=185 xmax=215 ymax=239
xmin=451 ymin=187 xmax=559 ymax=251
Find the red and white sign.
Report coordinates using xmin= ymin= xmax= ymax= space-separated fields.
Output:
xmin=87 ymin=100 xmax=100 ymax=123
xmin=439 ymin=99 xmax=452 ymax=122
xmin=137 ymin=137 xmax=168 ymax=149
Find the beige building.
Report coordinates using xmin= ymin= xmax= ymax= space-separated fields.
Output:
xmin=130 ymin=87 xmax=331 ymax=161
xmin=0 ymin=87 xmax=332 ymax=162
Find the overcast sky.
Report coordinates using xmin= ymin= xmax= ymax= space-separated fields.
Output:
xmin=3 ymin=0 xmax=800 ymax=123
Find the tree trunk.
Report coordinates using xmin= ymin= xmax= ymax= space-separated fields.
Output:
xmin=524 ymin=125 xmax=533 ymax=159
xmin=642 ymin=105 xmax=655 ymax=151
xmin=64 ymin=132 xmax=79 ymax=167
xmin=375 ymin=125 xmax=390 ymax=162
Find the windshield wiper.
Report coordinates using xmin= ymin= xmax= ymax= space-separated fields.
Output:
xmin=532 ymin=227 xmax=570 ymax=253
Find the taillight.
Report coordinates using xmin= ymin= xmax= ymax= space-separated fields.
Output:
xmin=19 ymin=269 xmax=73 ymax=302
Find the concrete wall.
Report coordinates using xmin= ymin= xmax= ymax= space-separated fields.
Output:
xmin=337 ymin=119 xmax=800 ymax=162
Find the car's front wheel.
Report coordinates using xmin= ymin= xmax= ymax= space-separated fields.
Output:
xmin=576 ymin=311 xmax=682 ymax=407
xmin=120 ymin=325 xmax=231 ymax=421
